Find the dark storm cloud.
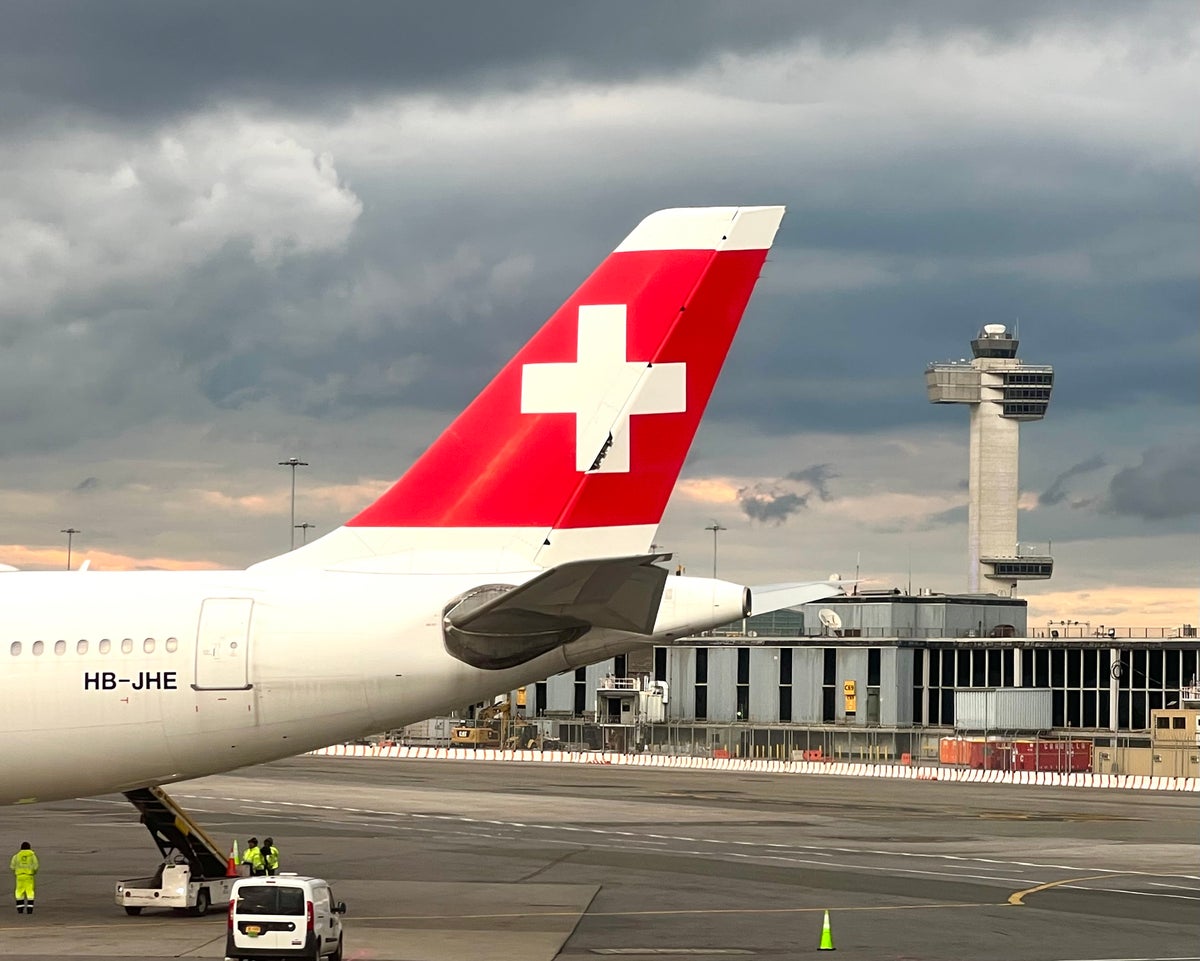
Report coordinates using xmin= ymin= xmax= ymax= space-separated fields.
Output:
xmin=1104 ymin=444 xmax=1200 ymax=521
xmin=738 ymin=464 xmax=841 ymax=523
xmin=1040 ymin=455 xmax=1106 ymax=506
xmin=739 ymin=488 xmax=810 ymax=525
xmin=0 ymin=0 xmax=1178 ymax=126
xmin=786 ymin=465 xmax=838 ymax=501
xmin=0 ymin=1 xmax=1191 ymax=454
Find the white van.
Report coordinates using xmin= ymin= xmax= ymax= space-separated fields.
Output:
xmin=225 ymin=874 xmax=346 ymax=961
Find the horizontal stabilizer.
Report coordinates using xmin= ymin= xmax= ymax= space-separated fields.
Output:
xmin=450 ymin=554 xmax=670 ymax=637
xmin=443 ymin=554 xmax=670 ymax=671
xmin=750 ymin=580 xmax=847 ymax=615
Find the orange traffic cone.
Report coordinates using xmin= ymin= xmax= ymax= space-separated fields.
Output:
xmin=818 ymin=909 xmax=835 ymax=950
xmin=227 ymin=839 xmax=239 ymax=877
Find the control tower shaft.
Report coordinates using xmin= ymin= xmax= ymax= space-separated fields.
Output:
xmin=926 ymin=324 xmax=1054 ymax=595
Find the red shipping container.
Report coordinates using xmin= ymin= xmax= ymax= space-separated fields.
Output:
xmin=940 ymin=737 xmax=1010 ymax=768
xmin=1011 ymin=740 xmax=1092 ymax=773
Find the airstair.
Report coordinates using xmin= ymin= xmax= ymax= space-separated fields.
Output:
xmin=123 ymin=786 xmax=229 ymax=879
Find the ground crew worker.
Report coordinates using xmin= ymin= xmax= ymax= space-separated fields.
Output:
xmin=10 ymin=841 xmax=38 ymax=915
xmin=262 ymin=837 xmax=280 ymax=876
xmin=242 ymin=837 xmax=264 ymax=877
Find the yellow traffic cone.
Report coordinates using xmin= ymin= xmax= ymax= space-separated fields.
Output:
xmin=818 ymin=909 xmax=835 ymax=950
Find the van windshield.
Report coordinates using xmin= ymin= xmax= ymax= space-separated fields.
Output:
xmin=236 ymin=885 xmax=306 ymax=915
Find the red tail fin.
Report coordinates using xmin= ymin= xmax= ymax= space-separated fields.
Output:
xmin=259 ymin=207 xmax=784 ymax=571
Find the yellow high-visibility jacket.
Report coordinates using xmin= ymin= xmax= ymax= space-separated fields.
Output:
xmin=10 ymin=849 xmax=39 ymax=876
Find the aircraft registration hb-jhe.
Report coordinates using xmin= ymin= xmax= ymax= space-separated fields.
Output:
xmin=1 ymin=206 xmax=843 ymax=812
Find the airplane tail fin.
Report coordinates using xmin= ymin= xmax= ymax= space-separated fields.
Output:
xmin=256 ymin=206 xmax=784 ymax=572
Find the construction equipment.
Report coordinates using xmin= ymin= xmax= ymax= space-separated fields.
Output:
xmin=504 ymin=723 xmax=563 ymax=752
xmin=451 ymin=701 xmax=511 ymax=748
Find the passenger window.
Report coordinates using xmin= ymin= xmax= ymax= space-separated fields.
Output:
xmin=99 ymin=639 xmax=111 ymax=654
xmin=55 ymin=640 xmax=66 ymax=655
xmin=9 ymin=641 xmax=20 ymax=656
xmin=165 ymin=637 xmax=178 ymax=653
xmin=32 ymin=640 xmax=44 ymax=656
xmin=121 ymin=637 xmax=133 ymax=654
xmin=144 ymin=638 xmax=155 ymax=653
xmin=77 ymin=639 xmax=88 ymax=655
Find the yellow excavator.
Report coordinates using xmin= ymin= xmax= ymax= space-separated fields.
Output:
xmin=504 ymin=723 xmax=563 ymax=751
xmin=451 ymin=701 xmax=511 ymax=747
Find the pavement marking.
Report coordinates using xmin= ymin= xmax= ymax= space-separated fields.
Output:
xmin=345 ymin=901 xmax=997 ymax=922
xmin=0 ymin=920 xmax=217 ymax=933
xmin=1009 ymin=873 xmax=1124 ymax=905
xmin=1094 ymin=887 xmax=1200 ymax=902
xmin=590 ymin=945 xmax=748 ymax=950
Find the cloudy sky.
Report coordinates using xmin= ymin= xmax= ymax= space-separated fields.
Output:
xmin=1 ymin=2 xmax=1196 ymax=628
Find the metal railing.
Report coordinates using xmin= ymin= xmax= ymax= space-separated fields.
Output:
xmin=597 ymin=676 xmax=639 ymax=690
xmin=693 ymin=626 xmax=1196 ymax=641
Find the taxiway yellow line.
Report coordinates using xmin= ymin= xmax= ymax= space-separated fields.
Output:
xmin=1008 ymin=873 xmax=1124 ymax=905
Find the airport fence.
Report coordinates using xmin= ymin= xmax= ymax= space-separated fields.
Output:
xmin=388 ymin=720 xmax=1197 ymax=777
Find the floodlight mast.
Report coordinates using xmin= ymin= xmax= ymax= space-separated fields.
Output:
xmin=277 ymin=458 xmax=309 ymax=551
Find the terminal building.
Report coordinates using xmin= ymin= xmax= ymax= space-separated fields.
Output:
xmin=522 ymin=594 xmax=1197 ymax=732
xmin=435 ymin=591 xmax=1199 ymax=775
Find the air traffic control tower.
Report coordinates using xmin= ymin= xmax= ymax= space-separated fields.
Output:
xmin=926 ymin=324 xmax=1054 ymax=595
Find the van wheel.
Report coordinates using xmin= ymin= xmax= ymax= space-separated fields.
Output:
xmin=123 ymin=905 xmax=142 ymax=916
xmin=331 ymin=937 xmax=343 ymax=961
xmin=191 ymin=888 xmax=211 ymax=917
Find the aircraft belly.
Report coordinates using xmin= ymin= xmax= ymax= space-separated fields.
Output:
xmin=1 ymin=723 xmax=176 ymax=805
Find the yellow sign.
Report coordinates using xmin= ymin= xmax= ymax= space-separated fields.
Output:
xmin=843 ymin=679 xmax=857 ymax=714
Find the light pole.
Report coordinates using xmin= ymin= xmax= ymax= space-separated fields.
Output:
xmin=60 ymin=528 xmax=81 ymax=571
xmin=704 ymin=523 xmax=726 ymax=579
xmin=295 ymin=522 xmax=316 ymax=545
xmin=277 ymin=458 xmax=309 ymax=550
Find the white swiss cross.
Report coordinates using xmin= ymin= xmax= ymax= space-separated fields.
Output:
xmin=521 ymin=304 xmax=687 ymax=473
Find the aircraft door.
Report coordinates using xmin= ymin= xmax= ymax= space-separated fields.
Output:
xmin=193 ymin=598 xmax=253 ymax=690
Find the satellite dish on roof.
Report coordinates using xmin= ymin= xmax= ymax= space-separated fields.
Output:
xmin=818 ymin=608 xmax=843 ymax=636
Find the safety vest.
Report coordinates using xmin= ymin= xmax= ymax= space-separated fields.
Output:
xmin=242 ymin=846 xmax=262 ymax=870
xmin=10 ymin=850 xmax=38 ymax=876
xmin=264 ymin=845 xmax=280 ymax=871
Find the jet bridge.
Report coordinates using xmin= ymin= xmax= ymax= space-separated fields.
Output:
xmin=123 ymin=786 xmax=229 ymax=879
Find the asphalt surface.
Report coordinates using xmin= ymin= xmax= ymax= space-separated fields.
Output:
xmin=0 ymin=755 xmax=1197 ymax=960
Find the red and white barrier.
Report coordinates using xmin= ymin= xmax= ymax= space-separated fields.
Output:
xmin=303 ymin=744 xmax=1198 ymax=791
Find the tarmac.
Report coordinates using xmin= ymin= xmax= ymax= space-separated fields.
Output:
xmin=0 ymin=754 xmax=1197 ymax=961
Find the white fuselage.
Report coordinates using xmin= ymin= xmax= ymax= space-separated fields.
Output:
xmin=1 ymin=568 xmax=745 ymax=804
xmin=1 ymin=568 xmax=567 ymax=804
